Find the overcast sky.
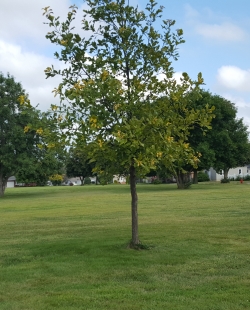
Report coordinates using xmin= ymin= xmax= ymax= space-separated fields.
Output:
xmin=1 ymin=0 xmax=250 ymax=129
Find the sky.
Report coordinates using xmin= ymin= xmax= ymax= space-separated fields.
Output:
xmin=1 ymin=0 xmax=250 ymax=129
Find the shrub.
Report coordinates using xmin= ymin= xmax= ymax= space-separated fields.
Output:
xmin=49 ymin=174 xmax=63 ymax=186
xmin=197 ymin=172 xmax=210 ymax=182
xmin=235 ymin=175 xmax=241 ymax=181
xmin=152 ymin=178 xmax=162 ymax=184
xmin=84 ymin=177 xmax=91 ymax=185
xmin=221 ymin=178 xmax=230 ymax=183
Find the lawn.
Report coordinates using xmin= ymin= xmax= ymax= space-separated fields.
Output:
xmin=0 ymin=182 xmax=250 ymax=309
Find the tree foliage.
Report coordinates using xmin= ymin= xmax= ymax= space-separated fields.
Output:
xmin=0 ymin=72 xmax=64 ymax=196
xmin=207 ymin=94 xmax=250 ymax=179
xmin=175 ymin=90 xmax=250 ymax=182
xmin=66 ymin=145 xmax=94 ymax=185
xmin=43 ymin=0 xmax=213 ymax=246
xmin=0 ymin=72 xmax=37 ymax=196
xmin=14 ymin=107 xmax=65 ymax=186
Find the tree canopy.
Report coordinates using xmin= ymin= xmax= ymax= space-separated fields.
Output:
xmin=0 ymin=72 xmax=64 ymax=196
xmin=66 ymin=145 xmax=94 ymax=185
xmin=206 ymin=93 xmax=250 ymax=179
xmin=43 ymin=0 xmax=213 ymax=246
xmin=172 ymin=90 xmax=250 ymax=182
xmin=0 ymin=72 xmax=35 ymax=196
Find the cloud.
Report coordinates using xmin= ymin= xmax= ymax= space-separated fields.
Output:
xmin=0 ymin=40 xmax=61 ymax=110
xmin=0 ymin=0 xmax=88 ymax=49
xmin=196 ymin=22 xmax=246 ymax=42
xmin=172 ymin=72 xmax=183 ymax=84
xmin=213 ymin=93 xmax=250 ymax=129
xmin=217 ymin=66 xmax=250 ymax=92
xmin=0 ymin=0 xmax=90 ymax=112
xmin=0 ymin=1 xmax=66 ymax=44
xmin=184 ymin=4 xmax=200 ymax=19
xmin=184 ymin=5 xmax=247 ymax=43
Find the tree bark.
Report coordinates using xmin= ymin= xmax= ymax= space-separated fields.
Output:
xmin=176 ymin=171 xmax=191 ymax=189
xmin=129 ymin=164 xmax=140 ymax=246
xmin=193 ymin=169 xmax=198 ymax=184
xmin=0 ymin=174 xmax=7 ymax=197
xmin=224 ymin=168 xmax=229 ymax=179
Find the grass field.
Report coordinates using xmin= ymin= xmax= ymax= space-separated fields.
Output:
xmin=0 ymin=182 xmax=250 ymax=309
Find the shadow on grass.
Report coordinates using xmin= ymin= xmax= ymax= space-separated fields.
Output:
xmin=2 ymin=182 xmax=231 ymax=201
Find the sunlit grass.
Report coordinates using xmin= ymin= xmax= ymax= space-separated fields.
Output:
xmin=0 ymin=182 xmax=250 ymax=309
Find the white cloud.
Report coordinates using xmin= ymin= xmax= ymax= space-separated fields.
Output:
xmin=184 ymin=5 xmax=247 ymax=43
xmin=217 ymin=66 xmax=250 ymax=92
xmin=223 ymin=94 xmax=250 ymax=109
xmin=172 ymin=72 xmax=183 ymax=84
xmin=184 ymin=4 xmax=200 ymax=19
xmin=0 ymin=0 xmax=91 ymax=111
xmin=0 ymin=1 xmax=67 ymax=44
xmin=212 ymin=93 xmax=250 ymax=129
xmin=0 ymin=40 xmax=61 ymax=110
xmin=196 ymin=22 xmax=246 ymax=42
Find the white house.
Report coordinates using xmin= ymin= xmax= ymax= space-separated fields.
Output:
xmin=65 ymin=176 xmax=97 ymax=185
xmin=7 ymin=176 xmax=16 ymax=188
xmin=207 ymin=165 xmax=250 ymax=181
xmin=113 ymin=175 xmax=127 ymax=184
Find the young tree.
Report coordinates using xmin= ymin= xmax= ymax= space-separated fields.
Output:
xmin=43 ymin=0 xmax=213 ymax=247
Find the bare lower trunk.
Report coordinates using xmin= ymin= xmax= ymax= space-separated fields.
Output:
xmin=80 ymin=176 xmax=84 ymax=186
xmin=0 ymin=174 xmax=7 ymax=197
xmin=224 ymin=168 xmax=229 ymax=179
xmin=129 ymin=165 xmax=139 ymax=246
xmin=176 ymin=171 xmax=191 ymax=189
xmin=193 ymin=169 xmax=198 ymax=184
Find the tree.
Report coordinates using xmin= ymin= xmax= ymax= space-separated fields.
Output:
xmin=12 ymin=106 xmax=65 ymax=186
xmin=207 ymin=97 xmax=250 ymax=179
xmin=0 ymin=73 xmax=38 ymax=196
xmin=66 ymin=145 xmax=94 ymax=185
xmin=178 ymin=90 xmax=216 ymax=185
xmin=155 ymin=90 xmax=216 ymax=188
xmin=0 ymin=72 xmax=64 ymax=196
xmin=43 ymin=0 xmax=213 ymax=247
xmin=178 ymin=90 xmax=249 ymax=181
xmin=16 ymin=146 xmax=65 ymax=186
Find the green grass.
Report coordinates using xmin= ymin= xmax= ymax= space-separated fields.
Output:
xmin=0 ymin=182 xmax=250 ymax=309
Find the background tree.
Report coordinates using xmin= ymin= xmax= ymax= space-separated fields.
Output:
xmin=15 ymin=109 xmax=65 ymax=186
xmin=16 ymin=146 xmax=65 ymax=186
xmin=66 ymin=145 xmax=94 ymax=185
xmin=0 ymin=72 xmax=38 ymax=196
xmin=176 ymin=90 xmax=250 ymax=182
xmin=0 ymin=72 xmax=64 ymax=196
xmin=179 ymin=90 xmax=216 ymax=184
xmin=191 ymin=91 xmax=249 ymax=180
xmin=43 ymin=0 xmax=213 ymax=247
xmin=208 ymin=103 xmax=250 ymax=179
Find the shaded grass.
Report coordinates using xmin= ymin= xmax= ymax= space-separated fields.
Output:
xmin=0 ymin=182 xmax=250 ymax=309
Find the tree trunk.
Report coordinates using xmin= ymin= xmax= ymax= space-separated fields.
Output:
xmin=176 ymin=171 xmax=191 ymax=189
xmin=0 ymin=174 xmax=7 ymax=197
xmin=80 ymin=176 xmax=84 ymax=186
xmin=224 ymin=168 xmax=229 ymax=179
xmin=193 ymin=169 xmax=198 ymax=184
xmin=129 ymin=165 xmax=140 ymax=246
